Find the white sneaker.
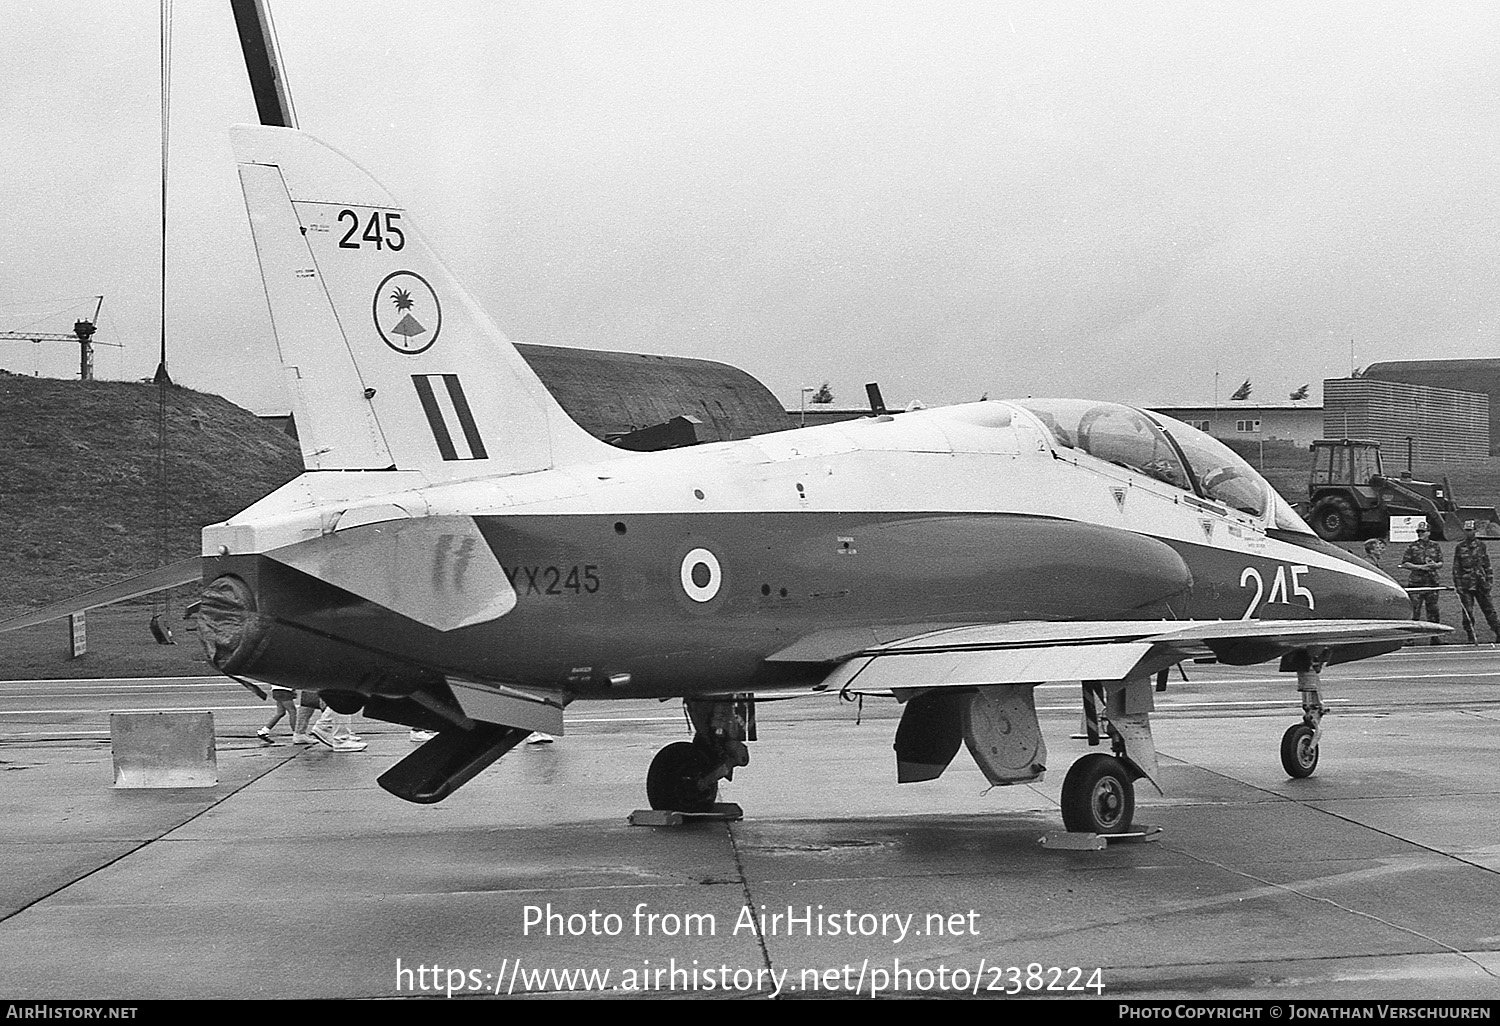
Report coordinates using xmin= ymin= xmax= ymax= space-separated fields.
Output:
xmin=329 ymin=737 xmax=368 ymax=752
xmin=310 ymin=724 xmax=337 ymax=748
xmin=256 ymin=728 xmax=273 ymax=745
xmin=291 ymin=733 xmax=315 ymax=745
xmin=526 ymin=732 xmax=555 ymax=745
xmin=409 ymin=729 xmax=438 ymax=743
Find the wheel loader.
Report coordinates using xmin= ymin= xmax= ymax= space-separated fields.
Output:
xmin=1304 ymin=438 xmax=1500 ymax=541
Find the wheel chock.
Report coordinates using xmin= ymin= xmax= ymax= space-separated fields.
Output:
xmin=628 ymin=802 xmax=744 ymax=827
xmin=1041 ymin=831 xmax=1106 ymax=850
xmin=1040 ymin=825 xmax=1160 ymax=850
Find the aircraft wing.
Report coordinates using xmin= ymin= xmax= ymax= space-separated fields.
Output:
xmin=0 ymin=557 xmax=201 ymax=633
xmin=807 ymin=618 xmax=1450 ymax=694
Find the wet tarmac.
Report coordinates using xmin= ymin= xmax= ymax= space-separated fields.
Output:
xmin=2 ymin=650 xmax=1500 ymax=1000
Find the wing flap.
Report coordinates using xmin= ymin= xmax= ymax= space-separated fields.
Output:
xmin=824 ymin=642 xmax=1155 ymax=692
xmin=812 ymin=617 xmax=1448 ymax=692
xmin=857 ymin=618 xmax=1446 ymax=655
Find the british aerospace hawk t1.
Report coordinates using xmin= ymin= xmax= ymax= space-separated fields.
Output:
xmin=132 ymin=127 xmax=1461 ymax=834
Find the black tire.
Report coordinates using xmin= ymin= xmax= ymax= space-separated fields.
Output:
xmin=321 ymin=690 xmax=365 ymax=714
xmin=1060 ymin=754 xmax=1135 ymax=834
xmin=1310 ymin=496 xmax=1358 ymax=541
xmin=1280 ymin=723 xmax=1319 ymax=778
xmin=646 ymin=741 xmax=718 ymax=812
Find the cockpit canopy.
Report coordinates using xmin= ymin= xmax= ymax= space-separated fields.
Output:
xmin=1012 ymin=399 xmax=1311 ymax=535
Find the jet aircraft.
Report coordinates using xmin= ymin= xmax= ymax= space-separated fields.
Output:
xmin=12 ymin=125 xmax=1449 ymax=836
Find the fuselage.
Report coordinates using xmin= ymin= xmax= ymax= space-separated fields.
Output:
xmin=198 ymin=400 xmax=1408 ymax=702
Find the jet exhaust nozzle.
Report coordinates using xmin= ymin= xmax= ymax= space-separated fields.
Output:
xmin=198 ymin=570 xmax=435 ymax=698
xmin=198 ymin=575 xmax=271 ymax=675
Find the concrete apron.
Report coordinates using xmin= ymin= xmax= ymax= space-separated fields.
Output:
xmin=1 ymin=705 xmax=1499 ymax=1000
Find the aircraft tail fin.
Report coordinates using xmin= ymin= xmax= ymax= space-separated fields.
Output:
xmin=231 ymin=125 xmax=620 ymax=479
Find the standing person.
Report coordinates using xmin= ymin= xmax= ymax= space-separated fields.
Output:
xmin=257 ymin=686 xmax=298 ymax=744
xmin=1452 ymin=520 xmax=1500 ymax=645
xmin=1400 ymin=522 xmax=1444 ymax=644
xmin=1363 ymin=538 xmax=1386 ymax=567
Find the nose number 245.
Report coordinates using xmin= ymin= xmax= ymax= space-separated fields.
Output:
xmin=1240 ymin=564 xmax=1313 ymax=619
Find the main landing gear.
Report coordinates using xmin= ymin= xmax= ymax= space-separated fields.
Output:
xmin=645 ymin=741 xmax=718 ymax=813
xmin=645 ymin=695 xmax=755 ymax=813
xmin=1062 ymin=678 xmax=1163 ymax=835
xmin=1060 ymin=753 xmax=1135 ymax=834
xmin=1280 ymin=651 xmax=1327 ymax=779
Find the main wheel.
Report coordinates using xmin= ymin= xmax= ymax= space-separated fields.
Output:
xmin=646 ymin=741 xmax=718 ymax=812
xmin=1060 ymin=754 xmax=1135 ymax=834
xmin=321 ymin=690 xmax=365 ymax=714
xmin=1280 ymin=723 xmax=1319 ymax=778
xmin=1310 ymin=497 xmax=1358 ymax=541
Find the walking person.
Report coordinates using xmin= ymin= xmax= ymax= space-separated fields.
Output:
xmin=292 ymin=690 xmax=323 ymax=744
xmin=311 ymin=705 xmax=368 ymax=752
xmin=257 ymin=686 xmax=298 ymax=744
xmin=1452 ymin=520 xmax=1500 ymax=645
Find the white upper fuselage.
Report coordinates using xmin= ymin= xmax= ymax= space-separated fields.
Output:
xmin=204 ymin=399 xmax=1397 ymax=602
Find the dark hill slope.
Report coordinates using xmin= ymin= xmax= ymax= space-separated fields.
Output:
xmin=0 ymin=374 xmax=303 ymax=616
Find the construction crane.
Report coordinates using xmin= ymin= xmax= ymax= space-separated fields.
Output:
xmin=0 ymin=296 xmax=119 ymax=380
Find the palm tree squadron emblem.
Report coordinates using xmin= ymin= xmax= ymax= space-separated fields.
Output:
xmin=373 ymin=271 xmax=441 ymax=354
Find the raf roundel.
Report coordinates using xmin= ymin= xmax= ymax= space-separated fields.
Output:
xmin=679 ymin=548 xmax=722 ymax=603
xmin=373 ymin=270 xmax=441 ymax=354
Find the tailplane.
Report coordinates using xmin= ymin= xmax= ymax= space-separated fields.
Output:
xmin=232 ymin=125 xmax=620 ymax=479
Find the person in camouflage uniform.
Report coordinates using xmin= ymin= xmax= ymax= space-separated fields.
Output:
xmin=1451 ymin=521 xmax=1500 ymax=644
xmin=1400 ymin=522 xmax=1444 ymax=643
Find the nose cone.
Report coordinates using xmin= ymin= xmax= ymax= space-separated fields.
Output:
xmin=1323 ymin=560 xmax=1412 ymax=621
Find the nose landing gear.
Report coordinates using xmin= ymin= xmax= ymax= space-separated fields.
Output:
xmin=1280 ymin=651 xmax=1327 ymax=779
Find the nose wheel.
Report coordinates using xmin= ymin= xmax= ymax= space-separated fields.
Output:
xmin=1060 ymin=753 xmax=1136 ymax=834
xmin=1280 ymin=723 xmax=1319 ymax=778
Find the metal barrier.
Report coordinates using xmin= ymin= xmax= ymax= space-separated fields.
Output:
xmin=110 ymin=711 xmax=218 ymax=788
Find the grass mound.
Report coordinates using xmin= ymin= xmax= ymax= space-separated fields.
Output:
xmin=0 ymin=374 xmax=302 ymax=617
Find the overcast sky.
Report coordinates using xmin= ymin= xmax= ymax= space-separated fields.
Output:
xmin=3 ymin=1 xmax=1498 ymax=414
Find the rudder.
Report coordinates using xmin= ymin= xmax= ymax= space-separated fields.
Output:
xmin=232 ymin=125 xmax=619 ymax=479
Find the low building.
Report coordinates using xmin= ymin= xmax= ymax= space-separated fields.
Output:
xmin=791 ymin=407 xmax=887 ymax=428
xmin=1142 ymin=403 xmax=1323 ymax=446
xmin=1361 ymin=359 xmax=1500 ymax=456
xmin=1322 ymin=377 xmax=1489 ymax=463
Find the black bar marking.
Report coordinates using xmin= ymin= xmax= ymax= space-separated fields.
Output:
xmin=412 ymin=375 xmax=458 ymax=461
xmin=442 ymin=375 xmax=488 ymax=460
